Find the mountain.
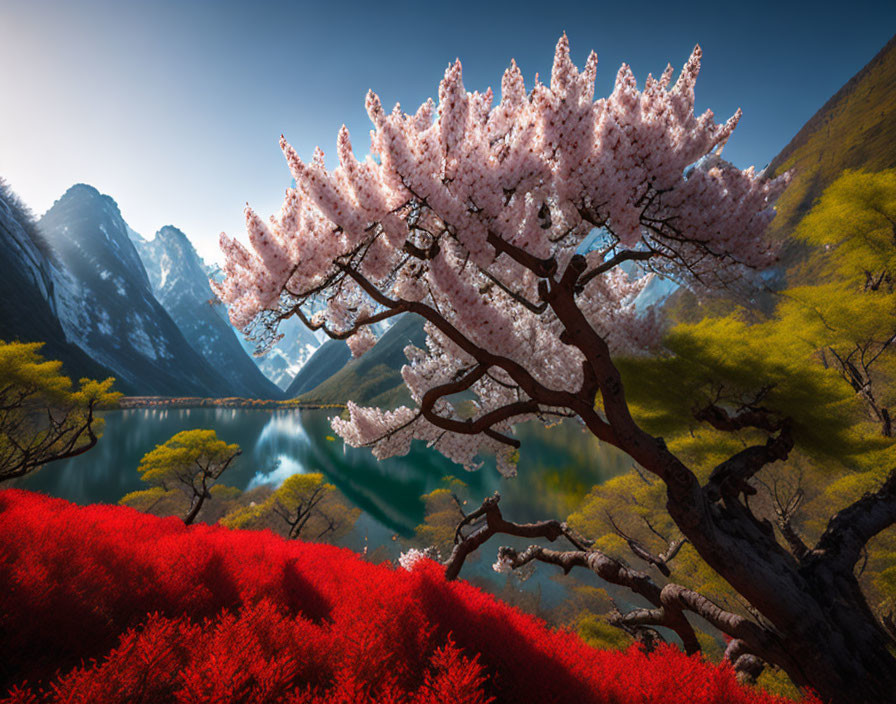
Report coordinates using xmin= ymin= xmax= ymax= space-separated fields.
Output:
xmin=243 ymin=315 xmax=321 ymax=391
xmin=665 ymin=33 xmax=896 ymax=322
xmin=133 ymin=225 xmax=283 ymax=399
xmin=0 ymin=180 xmax=125 ymax=389
xmin=38 ymin=185 xmax=234 ymax=397
xmin=206 ymin=265 xmax=321 ymax=390
xmin=765 ymin=33 xmax=896 ymax=241
xmin=285 ymin=338 xmax=352 ymax=398
xmin=298 ymin=314 xmax=427 ymax=408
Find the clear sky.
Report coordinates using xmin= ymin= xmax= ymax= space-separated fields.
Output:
xmin=1 ymin=0 xmax=894 ymax=264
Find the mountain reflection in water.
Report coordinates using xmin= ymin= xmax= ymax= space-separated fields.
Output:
xmin=12 ymin=408 xmax=631 ymax=540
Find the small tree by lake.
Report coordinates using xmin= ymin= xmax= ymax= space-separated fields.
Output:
xmin=0 ymin=340 xmax=119 ymax=483
xmin=222 ymin=472 xmax=360 ymax=542
xmin=122 ymin=429 xmax=241 ymax=525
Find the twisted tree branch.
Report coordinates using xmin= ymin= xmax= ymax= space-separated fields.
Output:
xmin=813 ymin=468 xmax=896 ymax=574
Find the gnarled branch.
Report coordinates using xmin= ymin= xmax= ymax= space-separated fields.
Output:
xmin=705 ymin=423 xmax=794 ymax=503
xmin=813 ymin=468 xmax=896 ymax=574
xmin=694 ymin=403 xmax=783 ymax=434
xmin=442 ymin=492 xmax=589 ymax=580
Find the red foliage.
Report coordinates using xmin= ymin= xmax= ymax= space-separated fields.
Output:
xmin=0 ymin=490 xmax=814 ymax=703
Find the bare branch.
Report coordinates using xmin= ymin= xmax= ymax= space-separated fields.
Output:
xmin=694 ymin=403 xmax=784 ymax=434
xmin=813 ymin=468 xmax=896 ymax=574
xmin=704 ymin=423 xmax=794 ymax=503
xmin=605 ymin=512 xmax=687 ymax=577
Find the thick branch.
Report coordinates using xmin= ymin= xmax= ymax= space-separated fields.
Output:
xmin=694 ymin=403 xmax=783 ymax=433
xmin=418 ymin=366 xmax=535 ymax=448
xmin=486 ymin=229 xmax=557 ymax=278
xmin=497 ymin=544 xmax=702 ymax=654
xmin=442 ymin=492 xmax=587 ymax=580
xmin=724 ymin=639 xmax=767 ymax=685
xmin=705 ymin=423 xmax=794 ymax=503
xmin=539 ymin=253 xmax=703 ymax=513
xmin=443 ymin=494 xmax=702 ymax=654
xmin=341 ymin=263 xmax=619 ymax=445
xmin=813 ymin=468 xmax=896 ymax=573
xmin=577 ymin=250 xmax=655 ymax=290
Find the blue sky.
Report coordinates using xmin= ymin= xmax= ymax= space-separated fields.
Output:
xmin=1 ymin=0 xmax=894 ymax=264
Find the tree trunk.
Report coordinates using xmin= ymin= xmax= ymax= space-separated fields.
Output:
xmin=663 ymin=489 xmax=896 ymax=704
xmin=739 ymin=561 xmax=895 ymax=703
xmin=183 ymin=492 xmax=206 ymax=525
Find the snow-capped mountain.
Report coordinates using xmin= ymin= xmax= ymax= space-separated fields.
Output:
xmin=0 ymin=182 xmax=120 ymax=387
xmin=38 ymin=184 xmax=234 ymax=397
xmin=206 ymin=264 xmax=322 ymax=390
xmin=250 ymin=313 xmax=398 ymax=392
xmin=241 ymin=315 xmax=321 ymax=391
xmin=132 ymin=225 xmax=283 ymax=399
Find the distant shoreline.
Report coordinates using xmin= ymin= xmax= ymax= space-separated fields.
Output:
xmin=116 ymin=397 xmax=345 ymax=410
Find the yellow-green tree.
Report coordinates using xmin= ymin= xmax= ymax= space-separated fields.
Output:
xmin=782 ymin=169 xmax=896 ymax=436
xmin=796 ymin=169 xmax=896 ymax=286
xmin=441 ymin=171 xmax=896 ymax=701
xmin=124 ymin=430 xmax=241 ymax=525
xmin=222 ymin=472 xmax=359 ymax=542
xmin=0 ymin=340 xmax=119 ymax=482
xmin=405 ymin=476 xmax=470 ymax=558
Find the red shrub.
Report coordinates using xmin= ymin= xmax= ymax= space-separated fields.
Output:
xmin=0 ymin=490 xmax=814 ymax=703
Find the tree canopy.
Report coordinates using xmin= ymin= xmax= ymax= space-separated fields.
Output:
xmin=221 ymin=471 xmax=359 ymax=542
xmin=0 ymin=340 xmax=119 ymax=482
xmin=127 ymin=429 xmax=241 ymax=525
xmin=215 ymin=35 xmax=896 ymax=703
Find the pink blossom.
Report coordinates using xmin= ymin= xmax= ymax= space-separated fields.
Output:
xmin=217 ymin=36 xmax=787 ymax=472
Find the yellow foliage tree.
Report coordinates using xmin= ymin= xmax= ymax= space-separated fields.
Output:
xmin=122 ymin=429 xmax=241 ymax=525
xmin=0 ymin=340 xmax=119 ymax=482
xmin=221 ymin=472 xmax=359 ymax=542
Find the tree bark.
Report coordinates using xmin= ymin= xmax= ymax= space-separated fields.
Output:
xmin=655 ymin=464 xmax=896 ymax=704
xmin=182 ymin=492 xmax=206 ymax=526
xmin=541 ymin=263 xmax=896 ymax=703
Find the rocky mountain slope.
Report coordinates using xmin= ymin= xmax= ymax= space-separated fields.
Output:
xmin=766 ymin=33 xmax=896 ymax=241
xmin=243 ymin=315 xmax=321 ymax=391
xmin=38 ymin=185 xmax=233 ymax=397
xmin=206 ymin=265 xmax=322 ymax=390
xmin=133 ymin=225 xmax=282 ymax=399
xmin=666 ymin=32 xmax=896 ymax=320
xmin=0 ymin=181 xmax=125 ymax=388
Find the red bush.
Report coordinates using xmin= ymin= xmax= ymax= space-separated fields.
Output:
xmin=0 ymin=490 xmax=814 ymax=703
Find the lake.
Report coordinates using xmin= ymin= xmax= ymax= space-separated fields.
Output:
xmin=11 ymin=408 xmax=631 ymax=602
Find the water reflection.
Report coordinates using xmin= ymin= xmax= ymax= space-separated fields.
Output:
xmin=12 ymin=409 xmax=630 ymax=538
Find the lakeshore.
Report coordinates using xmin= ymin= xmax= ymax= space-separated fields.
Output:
xmin=117 ymin=396 xmax=346 ymax=410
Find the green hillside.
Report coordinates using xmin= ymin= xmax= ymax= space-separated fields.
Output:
xmin=665 ymin=33 xmax=896 ymax=321
xmin=285 ymin=338 xmax=351 ymax=398
xmin=766 ymin=33 xmax=896 ymax=241
xmin=298 ymin=315 xmax=427 ymax=408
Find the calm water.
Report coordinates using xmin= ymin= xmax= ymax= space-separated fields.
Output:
xmin=12 ymin=408 xmax=631 ymax=602
xmin=13 ymin=408 xmax=629 ymax=534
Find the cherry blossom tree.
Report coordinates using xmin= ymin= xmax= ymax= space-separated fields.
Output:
xmin=215 ymin=37 xmax=895 ymax=703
